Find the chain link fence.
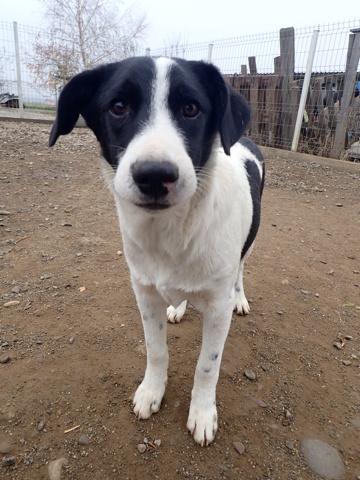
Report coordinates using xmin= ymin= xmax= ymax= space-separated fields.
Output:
xmin=1 ymin=19 xmax=360 ymax=159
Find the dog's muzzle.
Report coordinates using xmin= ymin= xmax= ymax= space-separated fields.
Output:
xmin=131 ymin=160 xmax=179 ymax=206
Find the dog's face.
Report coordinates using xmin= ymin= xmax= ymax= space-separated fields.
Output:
xmin=50 ymin=57 xmax=250 ymax=211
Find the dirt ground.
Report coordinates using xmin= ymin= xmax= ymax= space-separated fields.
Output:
xmin=0 ymin=120 xmax=359 ymax=480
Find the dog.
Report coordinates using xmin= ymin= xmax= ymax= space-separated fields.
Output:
xmin=49 ymin=56 xmax=265 ymax=446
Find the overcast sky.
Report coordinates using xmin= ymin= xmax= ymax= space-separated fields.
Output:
xmin=1 ymin=0 xmax=358 ymax=48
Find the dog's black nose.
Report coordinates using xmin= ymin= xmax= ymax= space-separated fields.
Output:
xmin=131 ymin=161 xmax=179 ymax=198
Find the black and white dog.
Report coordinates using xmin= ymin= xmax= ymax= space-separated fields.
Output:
xmin=49 ymin=56 xmax=265 ymax=446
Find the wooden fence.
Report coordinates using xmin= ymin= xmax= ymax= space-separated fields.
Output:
xmin=226 ymin=27 xmax=360 ymax=159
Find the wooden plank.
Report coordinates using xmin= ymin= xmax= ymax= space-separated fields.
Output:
xmin=308 ymin=76 xmax=323 ymax=129
xmin=267 ymin=77 xmax=276 ymax=147
xmin=249 ymin=76 xmax=259 ymax=137
xmin=325 ymin=76 xmax=336 ymax=133
xmin=290 ymin=80 xmax=301 ymax=140
xmin=241 ymin=65 xmax=247 ymax=75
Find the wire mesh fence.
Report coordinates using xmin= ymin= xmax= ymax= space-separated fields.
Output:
xmin=1 ymin=19 xmax=360 ymax=159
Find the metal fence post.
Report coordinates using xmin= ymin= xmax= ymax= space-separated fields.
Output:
xmin=13 ymin=22 xmax=24 ymax=118
xmin=291 ymin=30 xmax=319 ymax=152
xmin=207 ymin=43 xmax=213 ymax=63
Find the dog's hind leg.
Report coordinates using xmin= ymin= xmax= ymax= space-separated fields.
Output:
xmin=234 ymin=243 xmax=254 ymax=315
xmin=167 ymin=300 xmax=187 ymax=323
xmin=132 ymin=281 xmax=169 ymax=420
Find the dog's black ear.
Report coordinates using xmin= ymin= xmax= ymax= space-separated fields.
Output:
xmin=189 ymin=61 xmax=250 ymax=155
xmin=49 ymin=65 xmax=115 ymax=147
xmin=219 ymin=86 xmax=251 ymax=155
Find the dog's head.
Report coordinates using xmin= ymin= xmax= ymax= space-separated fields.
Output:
xmin=50 ymin=57 xmax=250 ymax=212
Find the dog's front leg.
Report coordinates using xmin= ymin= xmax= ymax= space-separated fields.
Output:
xmin=132 ymin=280 xmax=168 ymax=419
xmin=187 ymin=296 xmax=233 ymax=446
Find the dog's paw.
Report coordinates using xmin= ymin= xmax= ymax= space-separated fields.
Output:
xmin=234 ymin=295 xmax=250 ymax=315
xmin=167 ymin=300 xmax=187 ymax=323
xmin=187 ymin=402 xmax=218 ymax=446
xmin=133 ymin=379 xmax=166 ymax=419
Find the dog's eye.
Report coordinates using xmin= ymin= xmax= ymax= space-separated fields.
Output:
xmin=183 ymin=102 xmax=199 ymax=118
xmin=111 ymin=100 xmax=129 ymax=116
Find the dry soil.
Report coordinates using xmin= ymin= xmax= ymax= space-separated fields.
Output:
xmin=1 ymin=121 xmax=360 ymax=479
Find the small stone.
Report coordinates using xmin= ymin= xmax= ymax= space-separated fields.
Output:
xmin=333 ymin=342 xmax=343 ymax=350
xmin=344 ymin=335 xmax=353 ymax=340
xmin=40 ymin=274 xmax=51 ymax=280
xmin=342 ymin=360 xmax=352 ymax=366
xmin=249 ymin=395 xmax=268 ymax=408
xmin=76 ymin=252 xmax=83 ymax=257
xmin=350 ymin=418 xmax=360 ymax=428
xmin=301 ymin=289 xmax=310 ymax=295
xmin=327 ymin=270 xmax=334 ymax=275
xmin=244 ymin=370 xmax=256 ymax=381
xmin=11 ymin=286 xmax=20 ymax=294
xmin=69 ymin=337 xmax=74 ymax=344
xmin=301 ymin=439 xmax=345 ymax=479
xmin=37 ymin=419 xmax=46 ymax=431
xmin=348 ymin=254 xmax=355 ymax=260
xmin=281 ymin=279 xmax=289 ymax=285
xmin=336 ymin=203 xmax=343 ymax=207
xmin=2 ymin=456 xmax=16 ymax=467
xmin=48 ymin=458 xmax=68 ymax=480
xmin=137 ymin=443 xmax=146 ymax=454
xmin=154 ymin=439 xmax=161 ymax=447
xmin=233 ymin=441 xmax=245 ymax=455
xmin=0 ymin=442 xmax=12 ymax=454
xmin=78 ymin=434 xmax=89 ymax=445
xmin=0 ymin=355 xmax=10 ymax=364
xmin=285 ymin=440 xmax=294 ymax=450
xmin=4 ymin=300 xmax=20 ymax=307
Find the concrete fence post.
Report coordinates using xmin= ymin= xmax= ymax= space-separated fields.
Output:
xmin=13 ymin=22 xmax=24 ymax=118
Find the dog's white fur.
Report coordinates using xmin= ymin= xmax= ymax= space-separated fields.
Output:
xmin=99 ymin=58 xmax=263 ymax=446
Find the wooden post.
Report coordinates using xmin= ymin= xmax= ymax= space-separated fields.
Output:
xmin=332 ymin=30 xmax=360 ymax=158
xmin=241 ymin=65 xmax=247 ymax=75
xmin=280 ymin=27 xmax=295 ymax=148
xmin=274 ymin=56 xmax=282 ymax=75
xmin=248 ymin=56 xmax=257 ymax=75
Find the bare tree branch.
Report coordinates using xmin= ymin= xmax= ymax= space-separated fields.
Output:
xmin=27 ymin=0 xmax=148 ymax=93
